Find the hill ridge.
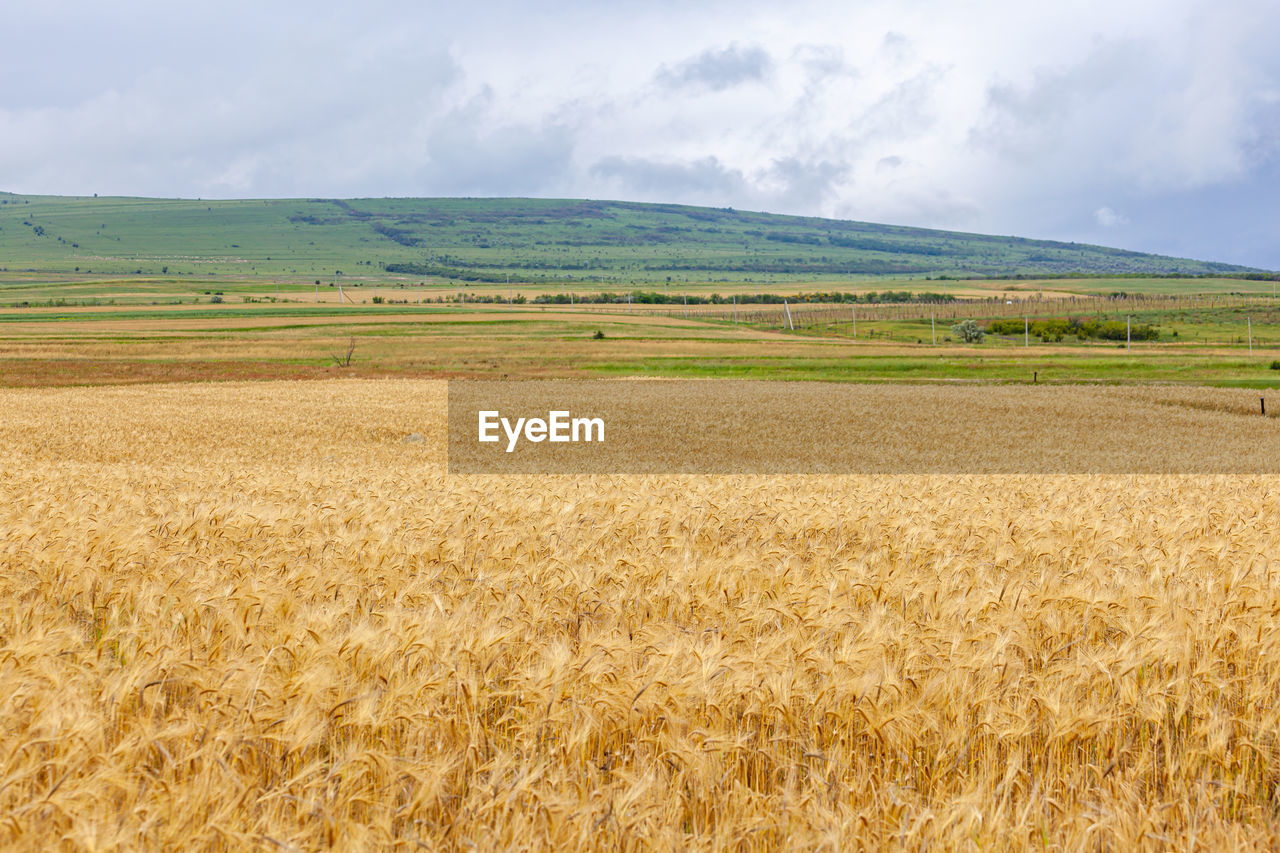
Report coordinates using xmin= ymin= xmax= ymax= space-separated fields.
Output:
xmin=0 ymin=193 xmax=1264 ymax=280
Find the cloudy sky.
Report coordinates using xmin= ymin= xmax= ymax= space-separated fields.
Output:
xmin=3 ymin=0 xmax=1279 ymax=267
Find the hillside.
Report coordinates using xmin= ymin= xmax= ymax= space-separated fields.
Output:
xmin=0 ymin=193 xmax=1262 ymax=282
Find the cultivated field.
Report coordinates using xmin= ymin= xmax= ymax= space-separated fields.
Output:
xmin=4 ymin=380 xmax=1280 ymax=849
xmin=2 ymin=293 xmax=1280 ymax=387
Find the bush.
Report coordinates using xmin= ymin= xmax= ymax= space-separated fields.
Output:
xmin=1096 ymin=321 xmax=1130 ymax=340
xmin=986 ymin=316 xmax=1158 ymax=342
xmin=1094 ymin=321 xmax=1159 ymax=342
xmin=951 ymin=319 xmax=984 ymax=343
xmin=209 ymin=295 xmax=223 ymax=304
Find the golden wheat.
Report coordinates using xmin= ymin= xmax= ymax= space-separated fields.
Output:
xmin=1 ymin=380 xmax=1278 ymax=850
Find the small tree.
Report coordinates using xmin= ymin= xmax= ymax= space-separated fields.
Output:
xmin=331 ymin=337 xmax=356 ymax=367
xmin=951 ymin=318 xmax=985 ymax=343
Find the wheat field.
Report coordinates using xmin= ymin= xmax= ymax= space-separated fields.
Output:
xmin=2 ymin=380 xmax=1280 ymax=850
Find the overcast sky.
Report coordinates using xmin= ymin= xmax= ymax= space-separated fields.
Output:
xmin=3 ymin=1 xmax=1278 ymax=267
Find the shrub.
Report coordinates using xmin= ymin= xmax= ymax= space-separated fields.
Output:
xmin=987 ymin=316 xmax=1158 ymax=342
xmin=951 ymin=319 xmax=984 ymax=343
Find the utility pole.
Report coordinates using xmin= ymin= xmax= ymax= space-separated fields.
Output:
xmin=1126 ymin=315 xmax=1131 ymax=351
xmin=931 ymin=312 xmax=936 ymax=345
xmin=1025 ymin=316 xmax=1029 ymax=348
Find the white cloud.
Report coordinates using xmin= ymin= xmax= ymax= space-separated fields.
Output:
xmin=1095 ymin=207 xmax=1130 ymax=228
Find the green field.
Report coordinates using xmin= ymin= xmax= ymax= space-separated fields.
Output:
xmin=0 ymin=192 xmax=1265 ymax=283
xmin=2 ymin=193 xmax=1278 ymax=388
xmin=0 ymin=295 xmax=1277 ymax=387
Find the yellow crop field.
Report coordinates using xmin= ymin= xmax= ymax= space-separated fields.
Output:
xmin=3 ymin=380 xmax=1280 ymax=849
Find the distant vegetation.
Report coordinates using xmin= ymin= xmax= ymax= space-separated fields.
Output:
xmin=0 ymin=192 xmax=1262 ymax=282
xmin=519 ymin=290 xmax=958 ymax=305
xmin=987 ymin=317 xmax=1160 ymax=342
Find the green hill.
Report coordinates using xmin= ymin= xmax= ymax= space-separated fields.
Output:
xmin=0 ymin=192 xmax=1263 ymax=282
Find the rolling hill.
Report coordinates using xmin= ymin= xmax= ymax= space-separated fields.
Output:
xmin=0 ymin=192 xmax=1264 ymax=282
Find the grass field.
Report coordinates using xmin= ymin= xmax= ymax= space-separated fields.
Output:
xmin=0 ymin=193 xmax=1263 ymax=282
xmin=3 ymin=380 xmax=1280 ymax=849
xmin=1 ymin=293 xmax=1278 ymax=387
xmin=0 ymin=202 xmax=1277 ymax=389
